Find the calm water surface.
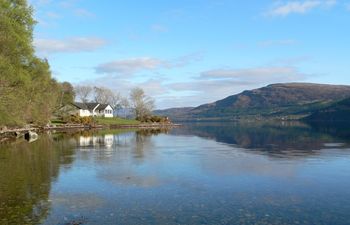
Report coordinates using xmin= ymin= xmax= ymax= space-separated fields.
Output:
xmin=1 ymin=122 xmax=350 ymax=225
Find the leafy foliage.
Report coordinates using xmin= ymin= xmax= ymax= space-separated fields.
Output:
xmin=306 ymin=97 xmax=350 ymax=122
xmin=137 ymin=115 xmax=170 ymax=123
xmin=63 ymin=115 xmax=95 ymax=125
xmin=0 ymin=0 xmax=74 ymax=126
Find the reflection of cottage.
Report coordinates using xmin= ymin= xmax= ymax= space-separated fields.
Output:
xmin=79 ymin=134 xmax=114 ymax=148
xmin=71 ymin=102 xmax=114 ymax=117
xmin=104 ymin=135 xmax=114 ymax=148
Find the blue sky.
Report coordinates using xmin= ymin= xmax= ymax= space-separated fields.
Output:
xmin=29 ymin=0 xmax=350 ymax=109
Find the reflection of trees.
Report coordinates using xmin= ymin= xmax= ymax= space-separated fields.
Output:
xmin=133 ymin=129 xmax=169 ymax=159
xmin=0 ymin=135 xmax=75 ymax=224
xmin=136 ymin=128 xmax=170 ymax=136
xmin=306 ymin=121 xmax=350 ymax=140
xmin=175 ymin=122 xmax=350 ymax=156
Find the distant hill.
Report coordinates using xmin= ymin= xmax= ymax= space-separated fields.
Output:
xmin=153 ymin=107 xmax=194 ymax=120
xmin=305 ymin=97 xmax=350 ymax=122
xmin=156 ymin=83 xmax=350 ymax=121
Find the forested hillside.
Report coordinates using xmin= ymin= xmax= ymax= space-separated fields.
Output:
xmin=305 ymin=97 xmax=350 ymax=122
xmin=0 ymin=0 xmax=73 ymax=126
xmin=156 ymin=83 xmax=350 ymax=121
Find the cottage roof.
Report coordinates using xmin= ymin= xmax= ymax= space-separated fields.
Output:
xmin=72 ymin=102 xmax=87 ymax=109
xmin=72 ymin=102 xmax=100 ymax=110
xmin=85 ymin=103 xmax=100 ymax=110
xmin=96 ymin=104 xmax=111 ymax=110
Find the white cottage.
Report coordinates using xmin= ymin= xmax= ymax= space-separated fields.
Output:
xmin=72 ymin=102 xmax=114 ymax=118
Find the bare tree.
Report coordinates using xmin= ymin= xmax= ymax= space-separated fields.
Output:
xmin=120 ymin=97 xmax=130 ymax=118
xmin=129 ymin=87 xmax=155 ymax=120
xmin=93 ymin=86 xmax=121 ymax=109
xmin=110 ymin=92 xmax=121 ymax=109
xmin=75 ymin=85 xmax=92 ymax=103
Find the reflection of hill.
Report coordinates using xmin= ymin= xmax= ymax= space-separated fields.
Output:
xmin=0 ymin=135 xmax=75 ymax=224
xmin=171 ymin=122 xmax=350 ymax=157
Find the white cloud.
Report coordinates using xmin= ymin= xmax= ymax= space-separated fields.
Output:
xmin=199 ymin=66 xmax=305 ymax=82
xmin=29 ymin=0 xmax=94 ymax=20
xmin=165 ymin=66 xmax=309 ymax=107
xmin=85 ymin=63 xmax=310 ymax=109
xmin=34 ymin=37 xmax=107 ymax=54
xmin=95 ymin=53 xmax=203 ymax=75
xmin=95 ymin=58 xmax=166 ymax=75
xmin=266 ymin=0 xmax=337 ymax=17
xmin=78 ymin=76 xmax=169 ymax=103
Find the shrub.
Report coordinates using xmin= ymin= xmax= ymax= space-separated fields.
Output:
xmin=63 ymin=115 xmax=95 ymax=125
xmin=136 ymin=115 xmax=171 ymax=123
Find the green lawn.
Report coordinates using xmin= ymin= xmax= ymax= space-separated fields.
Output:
xmin=95 ymin=117 xmax=140 ymax=125
xmin=50 ymin=119 xmax=66 ymax=125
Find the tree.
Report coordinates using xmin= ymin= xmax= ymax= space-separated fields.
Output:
xmin=75 ymin=85 xmax=92 ymax=103
xmin=25 ymin=58 xmax=60 ymax=124
xmin=120 ymin=97 xmax=130 ymax=118
xmin=109 ymin=91 xmax=121 ymax=110
xmin=0 ymin=0 xmax=60 ymax=126
xmin=93 ymin=86 xmax=120 ymax=108
xmin=129 ymin=87 xmax=155 ymax=120
xmin=59 ymin=82 xmax=75 ymax=107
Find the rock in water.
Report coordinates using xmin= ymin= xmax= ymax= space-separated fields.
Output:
xmin=24 ymin=131 xmax=38 ymax=143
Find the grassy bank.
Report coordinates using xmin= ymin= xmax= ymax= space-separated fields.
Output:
xmin=95 ymin=117 xmax=140 ymax=125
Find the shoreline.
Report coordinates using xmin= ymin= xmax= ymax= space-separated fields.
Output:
xmin=0 ymin=123 xmax=181 ymax=143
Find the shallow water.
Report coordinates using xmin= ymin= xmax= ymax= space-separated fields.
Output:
xmin=1 ymin=122 xmax=350 ymax=225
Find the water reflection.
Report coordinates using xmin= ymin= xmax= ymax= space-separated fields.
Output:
xmin=0 ymin=135 xmax=75 ymax=225
xmin=78 ymin=134 xmax=114 ymax=148
xmin=173 ymin=121 xmax=350 ymax=158
xmin=0 ymin=124 xmax=350 ymax=225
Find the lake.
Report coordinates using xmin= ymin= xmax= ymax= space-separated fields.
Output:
xmin=1 ymin=122 xmax=350 ymax=225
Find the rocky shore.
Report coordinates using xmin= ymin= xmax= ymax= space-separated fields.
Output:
xmin=0 ymin=122 xmax=181 ymax=143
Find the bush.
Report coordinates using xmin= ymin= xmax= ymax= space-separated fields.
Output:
xmin=136 ymin=115 xmax=171 ymax=123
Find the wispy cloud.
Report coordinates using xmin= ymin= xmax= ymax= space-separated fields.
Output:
xmin=199 ymin=66 xmax=306 ymax=82
xmin=34 ymin=37 xmax=107 ymax=54
xmin=346 ymin=3 xmax=350 ymax=11
xmin=30 ymin=0 xmax=95 ymax=21
xmin=29 ymin=0 xmax=52 ymax=7
xmin=266 ymin=0 xmax=337 ymax=17
xmin=59 ymin=0 xmax=79 ymax=8
xmin=95 ymin=57 xmax=166 ymax=75
xmin=259 ymin=39 xmax=297 ymax=47
xmin=151 ymin=24 xmax=168 ymax=33
xmin=95 ymin=53 xmax=203 ymax=75
xmin=87 ymin=62 xmax=310 ymax=108
xmin=46 ymin=11 xmax=61 ymax=19
xmin=165 ymin=65 xmax=310 ymax=107
xmin=74 ymin=8 xmax=96 ymax=18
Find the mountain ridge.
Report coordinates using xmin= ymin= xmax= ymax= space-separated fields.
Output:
xmin=155 ymin=83 xmax=350 ymax=121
